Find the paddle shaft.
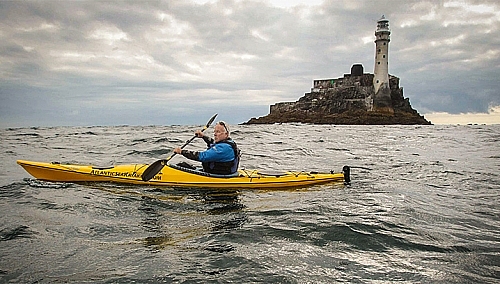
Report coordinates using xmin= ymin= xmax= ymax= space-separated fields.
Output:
xmin=165 ymin=123 xmax=211 ymax=162
xmin=141 ymin=113 xmax=218 ymax=181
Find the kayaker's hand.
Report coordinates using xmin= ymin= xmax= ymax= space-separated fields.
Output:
xmin=173 ymin=147 xmax=182 ymax=154
xmin=195 ymin=130 xmax=204 ymax=138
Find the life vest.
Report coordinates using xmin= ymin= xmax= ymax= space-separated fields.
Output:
xmin=202 ymin=139 xmax=241 ymax=174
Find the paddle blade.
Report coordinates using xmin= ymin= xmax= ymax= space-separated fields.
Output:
xmin=141 ymin=159 xmax=167 ymax=181
xmin=205 ymin=113 xmax=218 ymax=129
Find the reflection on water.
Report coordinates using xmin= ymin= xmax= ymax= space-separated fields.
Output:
xmin=111 ymin=187 xmax=249 ymax=251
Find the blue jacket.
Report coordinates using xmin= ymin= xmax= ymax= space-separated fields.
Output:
xmin=180 ymin=137 xmax=239 ymax=174
xmin=198 ymin=141 xmax=235 ymax=162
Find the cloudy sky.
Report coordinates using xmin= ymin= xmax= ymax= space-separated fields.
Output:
xmin=1 ymin=0 xmax=499 ymax=127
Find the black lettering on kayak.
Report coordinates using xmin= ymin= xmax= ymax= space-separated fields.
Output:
xmin=90 ymin=170 xmax=141 ymax=178
xmin=89 ymin=170 xmax=161 ymax=181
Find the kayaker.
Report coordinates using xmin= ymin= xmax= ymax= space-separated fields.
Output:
xmin=173 ymin=121 xmax=240 ymax=175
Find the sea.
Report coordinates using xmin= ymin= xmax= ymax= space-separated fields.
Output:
xmin=0 ymin=124 xmax=498 ymax=283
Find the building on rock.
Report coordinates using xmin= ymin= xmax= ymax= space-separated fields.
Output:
xmin=244 ymin=15 xmax=431 ymax=125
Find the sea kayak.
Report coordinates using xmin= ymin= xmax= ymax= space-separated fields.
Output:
xmin=17 ymin=160 xmax=350 ymax=189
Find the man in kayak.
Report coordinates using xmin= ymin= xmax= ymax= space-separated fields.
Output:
xmin=173 ymin=121 xmax=240 ymax=175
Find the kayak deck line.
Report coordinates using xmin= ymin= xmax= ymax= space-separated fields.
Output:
xmin=17 ymin=160 xmax=350 ymax=189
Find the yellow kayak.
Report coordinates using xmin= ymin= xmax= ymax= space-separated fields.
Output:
xmin=17 ymin=160 xmax=349 ymax=189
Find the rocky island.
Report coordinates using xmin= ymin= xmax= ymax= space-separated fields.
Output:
xmin=244 ymin=65 xmax=431 ymax=125
xmin=244 ymin=16 xmax=431 ymax=125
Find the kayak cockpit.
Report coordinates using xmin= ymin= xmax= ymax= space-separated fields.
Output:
xmin=168 ymin=163 xmax=240 ymax=178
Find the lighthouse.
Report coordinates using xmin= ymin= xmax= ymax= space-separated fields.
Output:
xmin=372 ymin=15 xmax=393 ymax=113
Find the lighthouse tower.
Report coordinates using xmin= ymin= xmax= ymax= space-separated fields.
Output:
xmin=372 ymin=15 xmax=393 ymax=113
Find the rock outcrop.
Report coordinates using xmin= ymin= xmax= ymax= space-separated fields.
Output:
xmin=244 ymin=72 xmax=431 ymax=125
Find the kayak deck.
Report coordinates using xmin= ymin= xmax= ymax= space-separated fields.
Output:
xmin=17 ymin=160 xmax=349 ymax=189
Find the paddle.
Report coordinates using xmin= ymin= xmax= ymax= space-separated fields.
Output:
xmin=141 ymin=113 xmax=218 ymax=181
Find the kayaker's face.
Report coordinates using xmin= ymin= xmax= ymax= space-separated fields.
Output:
xmin=213 ymin=124 xmax=228 ymax=142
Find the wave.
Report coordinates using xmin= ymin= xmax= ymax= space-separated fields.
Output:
xmin=154 ymin=137 xmax=182 ymax=144
xmin=0 ymin=225 xmax=37 ymax=241
xmin=23 ymin=178 xmax=73 ymax=189
xmin=16 ymin=133 xmax=43 ymax=137
xmin=0 ymin=182 xmax=28 ymax=198
xmin=127 ymin=149 xmax=172 ymax=157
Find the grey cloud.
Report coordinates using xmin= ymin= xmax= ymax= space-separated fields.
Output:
xmin=1 ymin=0 xmax=499 ymax=127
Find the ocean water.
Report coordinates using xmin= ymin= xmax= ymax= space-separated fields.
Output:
xmin=0 ymin=124 xmax=498 ymax=283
